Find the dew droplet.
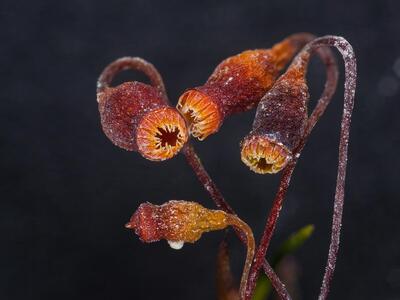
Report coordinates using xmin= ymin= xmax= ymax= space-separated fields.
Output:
xmin=167 ymin=240 xmax=184 ymax=250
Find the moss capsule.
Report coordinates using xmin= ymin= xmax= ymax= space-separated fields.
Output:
xmin=177 ymin=33 xmax=315 ymax=140
xmin=98 ymin=81 xmax=188 ymax=161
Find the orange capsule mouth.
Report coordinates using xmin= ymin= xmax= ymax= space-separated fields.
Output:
xmin=241 ymin=136 xmax=292 ymax=174
xmin=136 ymin=107 xmax=188 ymax=161
xmin=176 ymin=90 xmax=222 ymax=141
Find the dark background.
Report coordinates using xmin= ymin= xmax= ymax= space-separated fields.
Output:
xmin=1 ymin=0 xmax=399 ymax=299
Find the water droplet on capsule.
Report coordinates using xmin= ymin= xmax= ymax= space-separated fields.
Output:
xmin=167 ymin=240 xmax=184 ymax=250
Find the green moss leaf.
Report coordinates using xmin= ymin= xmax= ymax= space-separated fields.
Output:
xmin=252 ymin=273 xmax=272 ymax=300
xmin=252 ymin=224 xmax=314 ymax=300
xmin=271 ymin=224 xmax=314 ymax=267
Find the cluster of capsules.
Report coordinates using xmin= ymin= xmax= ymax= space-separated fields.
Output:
xmin=95 ymin=30 xmax=359 ymax=300
xmin=97 ymin=33 xmax=318 ymax=174
xmin=96 ymin=33 xmax=341 ymax=299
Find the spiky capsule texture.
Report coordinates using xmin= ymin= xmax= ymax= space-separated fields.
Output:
xmin=98 ymin=81 xmax=188 ymax=161
xmin=125 ymin=200 xmax=229 ymax=243
xmin=241 ymin=68 xmax=309 ymax=174
xmin=177 ymin=35 xmax=310 ymax=140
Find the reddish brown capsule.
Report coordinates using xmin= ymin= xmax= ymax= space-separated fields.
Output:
xmin=176 ymin=33 xmax=314 ymax=140
xmin=98 ymin=81 xmax=188 ymax=161
xmin=241 ymin=66 xmax=309 ymax=174
xmin=126 ymin=200 xmax=255 ymax=299
xmin=125 ymin=200 xmax=228 ymax=245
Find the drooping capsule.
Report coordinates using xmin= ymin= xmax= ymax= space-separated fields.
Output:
xmin=241 ymin=36 xmax=356 ymax=300
xmin=176 ymin=33 xmax=315 ymax=140
xmin=126 ymin=200 xmax=255 ymax=300
xmin=240 ymin=64 xmax=310 ymax=174
xmin=125 ymin=200 xmax=228 ymax=244
xmin=97 ymin=57 xmax=188 ymax=161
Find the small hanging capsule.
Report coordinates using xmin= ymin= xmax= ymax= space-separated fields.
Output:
xmin=125 ymin=200 xmax=229 ymax=245
xmin=240 ymin=65 xmax=310 ymax=174
xmin=98 ymin=81 xmax=188 ymax=161
xmin=126 ymin=200 xmax=255 ymax=300
xmin=176 ymin=33 xmax=315 ymax=140
xmin=97 ymin=58 xmax=188 ymax=161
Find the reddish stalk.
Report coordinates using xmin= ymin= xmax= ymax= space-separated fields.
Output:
xmin=182 ymin=143 xmax=291 ymax=299
xmin=245 ymin=36 xmax=356 ymax=300
xmin=97 ymin=56 xmax=290 ymax=298
xmin=181 ymin=34 xmax=339 ymax=300
xmin=97 ymin=56 xmax=167 ymax=101
xmin=312 ymin=36 xmax=356 ymax=300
